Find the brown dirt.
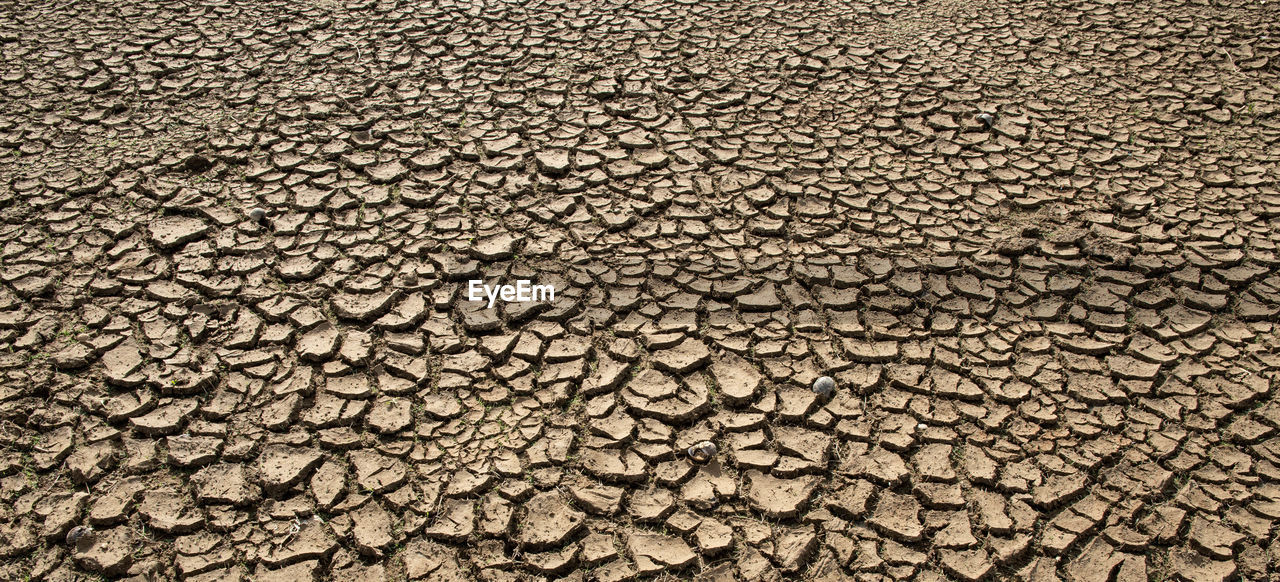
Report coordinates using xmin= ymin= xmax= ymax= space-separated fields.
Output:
xmin=0 ymin=0 xmax=1279 ymax=580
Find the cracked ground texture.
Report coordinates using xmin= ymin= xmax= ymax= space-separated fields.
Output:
xmin=0 ymin=0 xmax=1279 ymax=580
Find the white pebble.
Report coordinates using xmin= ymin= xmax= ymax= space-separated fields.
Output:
xmin=687 ymin=441 xmax=717 ymax=463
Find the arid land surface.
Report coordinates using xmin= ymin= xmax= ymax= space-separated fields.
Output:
xmin=1 ymin=0 xmax=1280 ymax=580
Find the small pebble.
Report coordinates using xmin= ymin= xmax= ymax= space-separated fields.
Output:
xmin=65 ymin=525 xmax=94 ymax=546
xmin=248 ymin=207 xmax=268 ymax=222
xmin=812 ymin=376 xmax=836 ymax=397
xmin=687 ymin=441 xmax=717 ymax=463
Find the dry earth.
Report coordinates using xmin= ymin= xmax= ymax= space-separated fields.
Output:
xmin=1 ymin=0 xmax=1279 ymax=580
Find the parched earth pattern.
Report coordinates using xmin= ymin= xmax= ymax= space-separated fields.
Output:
xmin=1 ymin=0 xmax=1279 ymax=580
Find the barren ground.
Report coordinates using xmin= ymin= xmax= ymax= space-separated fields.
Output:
xmin=1 ymin=0 xmax=1279 ymax=580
